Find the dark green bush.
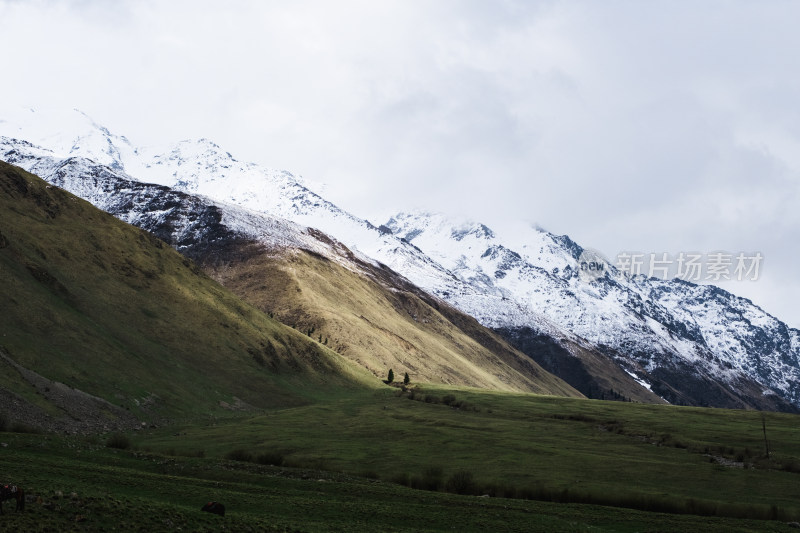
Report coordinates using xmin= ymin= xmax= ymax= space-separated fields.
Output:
xmin=780 ymin=457 xmax=800 ymax=473
xmin=445 ymin=469 xmax=476 ymax=495
xmin=390 ymin=472 xmax=410 ymax=486
xmin=105 ymin=433 xmax=131 ymax=449
xmin=413 ymin=466 xmax=444 ymax=491
xmin=361 ymin=470 xmax=380 ymax=480
xmin=255 ymin=451 xmax=284 ymax=466
xmin=226 ymin=448 xmax=254 ymax=462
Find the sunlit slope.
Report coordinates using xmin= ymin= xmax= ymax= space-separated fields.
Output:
xmin=0 ymin=161 xmax=375 ymax=429
xmin=207 ymin=246 xmax=582 ymax=398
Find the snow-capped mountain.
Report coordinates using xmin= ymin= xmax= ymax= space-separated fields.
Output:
xmin=0 ymin=141 xmax=583 ymax=396
xmin=384 ymin=212 xmax=800 ymax=408
xmin=0 ymin=109 xmax=482 ymax=299
xmin=2 ymin=108 xmax=799 ymax=411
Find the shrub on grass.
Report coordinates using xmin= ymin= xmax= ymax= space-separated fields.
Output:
xmin=105 ymin=433 xmax=131 ymax=450
xmin=226 ymin=448 xmax=253 ymax=462
xmin=518 ymin=483 xmax=552 ymax=502
xmin=0 ymin=411 xmax=7 ymax=431
xmin=361 ymin=470 xmax=380 ymax=480
xmin=414 ymin=466 xmax=444 ymax=491
xmin=445 ymin=469 xmax=476 ymax=495
xmin=390 ymin=472 xmax=410 ymax=487
xmin=424 ymin=466 xmax=444 ymax=487
xmin=255 ymin=451 xmax=285 ymax=466
xmin=684 ymin=497 xmax=718 ymax=517
xmin=780 ymin=457 xmax=800 ymax=473
xmin=483 ymin=482 xmax=515 ymax=498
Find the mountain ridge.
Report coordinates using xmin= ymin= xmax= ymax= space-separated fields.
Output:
xmin=2 ymin=107 xmax=798 ymax=411
xmin=0 ymin=147 xmax=582 ymax=396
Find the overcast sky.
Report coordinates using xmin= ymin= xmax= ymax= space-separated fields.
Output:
xmin=2 ymin=0 xmax=799 ymax=327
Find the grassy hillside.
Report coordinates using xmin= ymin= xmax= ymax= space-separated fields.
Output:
xmin=205 ymin=246 xmax=581 ymax=397
xmin=0 ymin=161 xmax=375 ymax=429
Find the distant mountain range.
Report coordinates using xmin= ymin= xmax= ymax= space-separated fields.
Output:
xmin=2 ymin=107 xmax=798 ymax=412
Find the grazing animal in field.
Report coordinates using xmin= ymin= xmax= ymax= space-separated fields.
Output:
xmin=201 ymin=501 xmax=225 ymax=516
xmin=0 ymin=484 xmax=24 ymax=514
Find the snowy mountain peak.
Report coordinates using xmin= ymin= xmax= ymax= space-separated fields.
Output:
xmin=385 ymin=211 xmax=580 ymax=277
xmin=0 ymin=107 xmax=131 ymax=171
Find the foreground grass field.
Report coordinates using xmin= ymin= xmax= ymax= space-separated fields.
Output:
xmin=117 ymin=384 xmax=800 ymax=528
xmin=1 ymin=430 xmax=797 ymax=532
xmin=3 ymin=385 xmax=800 ymax=531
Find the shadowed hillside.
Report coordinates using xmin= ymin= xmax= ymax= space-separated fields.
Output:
xmin=0 ymin=161 xmax=374 ymax=432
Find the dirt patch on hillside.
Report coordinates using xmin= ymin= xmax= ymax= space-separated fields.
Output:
xmin=0 ymin=350 xmax=142 ymax=434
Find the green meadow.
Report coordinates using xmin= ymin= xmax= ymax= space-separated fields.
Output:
xmin=98 ymin=384 xmax=800 ymax=529
xmin=3 ymin=387 xmax=800 ymax=533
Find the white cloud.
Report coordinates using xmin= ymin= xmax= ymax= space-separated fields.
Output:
xmin=2 ymin=0 xmax=800 ymax=326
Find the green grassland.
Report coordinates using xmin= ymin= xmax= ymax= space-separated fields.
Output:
xmin=132 ymin=385 xmax=800 ymax=524
xmin=3 ymin=387 xmax=800 ymax=531
xmin=0 ymin=435 xmax=794 ymax=533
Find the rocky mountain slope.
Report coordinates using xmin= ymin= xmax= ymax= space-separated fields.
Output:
xmin=2 ymin=108 xmax=798 ymax=411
